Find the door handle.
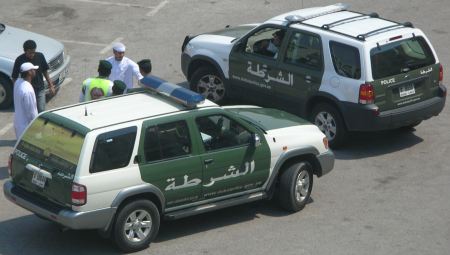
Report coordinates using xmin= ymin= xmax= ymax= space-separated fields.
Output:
xmin=204 ymin=159 xmax=214 ymax=165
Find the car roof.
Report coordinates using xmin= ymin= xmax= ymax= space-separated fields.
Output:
xmin=265 ymin=4 xmax=417 ymax=43
xmin=50 ymin=92 xmax=217 ymax=130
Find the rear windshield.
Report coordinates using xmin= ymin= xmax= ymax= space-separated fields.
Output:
xmin=370 ymin=36 xmax=436 ymax=79
xmin=16 ymin=117 xmax=85 ymax=174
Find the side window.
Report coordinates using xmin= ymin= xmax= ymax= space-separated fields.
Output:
xmin=284 ymin=31 xmax=322 ymax=70
xmin=330 ymin=41 xmax=361 ymax=79
xmin=90 ymin=126 xmax=137 ymax=173
xmin=196 ymin=115 xmax=251 ymax=151
xmin=143 ymin=121 xmax=191 ymax=162
xmin=245 ymin=27 xmax=286 ymax=59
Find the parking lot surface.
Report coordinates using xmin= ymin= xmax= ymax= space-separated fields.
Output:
xmin=1 ymin=0 xmax=449 ymax=254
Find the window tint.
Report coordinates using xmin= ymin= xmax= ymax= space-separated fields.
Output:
xmin=370 ymin=36 xmax=436 ymax=79
xmin=284 ymin=31 xmax=322 ymax=70
xmin=245 ymin=27 xmax=286 ymax=59
xmin=144 ymin=121 xmax=191 ymax=162
xmin=196 ymin=115 xmax=251 ymax=151
xmin=90 ymin=126 xmax=137 ymax=173
xmin=330 ymin=41 xmax=361 ymax=79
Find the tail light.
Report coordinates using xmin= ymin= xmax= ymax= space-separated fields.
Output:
xmin=323 ymin=137 xmax=329 ymax=150
xmin=8 ymin=154 xmax=13 ymax=176
xmin=439 ymin=64 xmax=443 ymax=86
xmin=359 ymin=83 xmax=375 ymax=104
xmin=72 ymin=183 xmax=87 ymax=206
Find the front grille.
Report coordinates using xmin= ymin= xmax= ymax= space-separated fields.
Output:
xmin=48 ymin=52 xmax=64 ymax=72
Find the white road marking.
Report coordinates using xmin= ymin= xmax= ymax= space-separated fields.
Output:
xmin=58 ymin=39 xmax=107 ymax=47
xmin=147 ymin=0 xmax=169 ymax=16
xmin=99 ymin=37 xmax=124 ymax=55
xmin=72 ymin=0 xmax=152 ymax=8
xmin=0 ymin=123 xmax=13 ymax=137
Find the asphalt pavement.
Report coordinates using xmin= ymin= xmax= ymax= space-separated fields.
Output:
xmin=0 ymin=0 xmax=449 ymax=254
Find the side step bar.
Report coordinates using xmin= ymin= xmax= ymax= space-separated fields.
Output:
xmin=164 ymin=192 xmax=266 ymax=220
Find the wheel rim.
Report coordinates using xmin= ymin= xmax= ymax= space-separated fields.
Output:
xmin=196 ymin=74 xmax=225 ymax=102
xmin=314 ymin=111 xmax=337 ymax=141
xmin=123 ymin=209 xmax=152 ymax=243
xmin=295 ymin=169 xmax=310 ymax=202
xmin=0 ymin=85 xmax=6 ymax=104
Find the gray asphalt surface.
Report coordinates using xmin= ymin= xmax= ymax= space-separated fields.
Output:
xmin=1 ymin=0 xmax=449 ymax=254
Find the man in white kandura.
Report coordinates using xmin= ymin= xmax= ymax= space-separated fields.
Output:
xmin=106 ymin=42 xmax=143 ymax=89
xmin=14 ymin=62 xmax=39 ymax=139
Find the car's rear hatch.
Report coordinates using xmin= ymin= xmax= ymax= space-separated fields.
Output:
xmin=11 ymin=114 xmax=87 ymax=208
xmin=369 ymin=36 xmax=440 ymax=112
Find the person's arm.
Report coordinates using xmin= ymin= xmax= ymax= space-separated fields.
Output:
xmin=11 ymin=58 xmax=21 ymax=84
xmin=131 ymin=61 xmax=144 ymax=81
xmin=24 ymin=91 xmax=38 ymax=122
xmin=40 ymin=53 xmax=56 ymax=95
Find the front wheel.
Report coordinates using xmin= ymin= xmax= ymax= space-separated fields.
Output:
xmin=190 ymin=66 xmax=227 ymax=104
xmin=278 ymin=161 xmax=313 ymax=212
xmin=112 ymin=200 xmax=160 ymax=253
xmin=311 ymin=103 xmax=347 ymax=148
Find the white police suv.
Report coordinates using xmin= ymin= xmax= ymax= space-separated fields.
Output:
xmin=181 ymin=3 xmax=446 ymax=148
xmin=4 ymin=76 xmax=334 ymax=252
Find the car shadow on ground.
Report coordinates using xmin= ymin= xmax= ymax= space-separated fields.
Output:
xmin=334 ymin=128 xmax=423 ymax=160
xmin=0 ymin=166 xmax=9 ymax=180
xmin=0 ymin=215 xmax=119 ymax=255
xmin=0 ymin=139 xmax=16 ymax=148
xmin=155 ymin=198 xmax=312 ymax=243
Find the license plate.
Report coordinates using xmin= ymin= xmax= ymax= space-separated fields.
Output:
xmin=399 ymin=84 xmax=415 ymax=97
xmin=32 ymin=172 xmax=46 ymax=188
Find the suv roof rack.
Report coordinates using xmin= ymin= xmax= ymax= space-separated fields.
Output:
xmin=356 ymin=22 xmax=414 ymax=41
xmin=285 ymin=3 xmax=350 ymax=26
xmin=321 ymin=12 xmax=379 ymax=30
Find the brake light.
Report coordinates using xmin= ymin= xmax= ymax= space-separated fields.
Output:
xmin=439 ymin=64 xmax=443 ymax=85
xmin=359 ymin=83 xmax=375 ymax=104
xmin=323 ymin=137 xmax=329 ymax=150
xmin=72 ymin=183 xmax=87 ymax=206
xmin=389 ymin=35 xmax=403 ymax=41
xmin=8 ymin=154 xmax=13 ymax=176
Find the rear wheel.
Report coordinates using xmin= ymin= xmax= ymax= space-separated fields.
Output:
xmin=0 ymin=75 xmax=13 ymax=109
xmin=311 ymin=103 xmax=347 ymax=148
xmin=112 ymin=200 xmax=160 ymax=253
xmin=190 ymin=66 xmax=227 ymax=104
xmin=278 ymin=161 xmax=313 ymax=212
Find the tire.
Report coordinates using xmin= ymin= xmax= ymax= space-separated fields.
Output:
xmin=0 ymin=75 xmax=13 ymax=109
xmin=112 ymin=200 xmax=160 ymax=253
xmin=278 ymin=161 xmax=313 ymax=212
xmin=311 ymin=103 xmax=347 ymax=148
xmin=190 ymin=66 xmax=227 ymax=104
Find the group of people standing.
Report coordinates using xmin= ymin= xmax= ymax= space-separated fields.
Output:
xmin=12 ymin=40 xmax=152 ymax=139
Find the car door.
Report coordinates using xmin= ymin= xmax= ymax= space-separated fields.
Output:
xmin=276 ymin=30 xmax=325 ymax=115
xmin=193 ymin=111 xmax=271 ymax=200
xmin=228 ymin=25 xmax=290 ymax=106
xmin=137 ymin=116 xmax=203 ymax=208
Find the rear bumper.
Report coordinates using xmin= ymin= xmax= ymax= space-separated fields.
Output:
xmin=342 ymin=90 xmax=446 ymax=131
xmin=3 ymin=180 xmax=114 ymax=230
xmin=316 ymin=150 xmax=334 ymax=177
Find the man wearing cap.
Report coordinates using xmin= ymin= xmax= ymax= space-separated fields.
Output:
xmin=12 ymin=40 xmax=55 ymax=113
xmin=112 ymin=80 xmax=126 ymax=96
xmin=79 ymin=60 xmax=114 ymax=102
xmin=106 ymin=42 xmax=143 ymax=89
xmin=14 ymin=62 xmax=39 ymax=139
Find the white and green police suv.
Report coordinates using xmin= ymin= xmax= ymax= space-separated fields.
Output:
xmin=181 ymin=3 xmax=446 ymax=148
xmin=4 ymin=76 xmax=334 ymax=252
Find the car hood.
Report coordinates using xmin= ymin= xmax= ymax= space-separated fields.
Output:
xmin=0 ymin=24 xmax=63 ymax=61
xmin=207 ymin=24 xmax=258 ymax=39
xmin=225 ymin=106 xmax=310 ymax=131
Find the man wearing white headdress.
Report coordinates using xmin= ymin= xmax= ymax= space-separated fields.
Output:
xmin=106 ymin=42 xmax=143 ymax=89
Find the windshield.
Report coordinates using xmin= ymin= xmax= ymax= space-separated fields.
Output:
xmin=370 ymin=36 xmax=435 ymax=79
xmin=16 ymin=117 xmax=85 ymax=174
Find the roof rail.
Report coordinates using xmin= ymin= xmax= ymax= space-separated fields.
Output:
xmin=140 ymin=76 xmax=205 ymax=108
xmin=285 ymin=3 xmax=350 ymax=26
xmin=321 ymin=12 xmax=379 ymax=30
xmin=356 ymin=21 xmax=414 ymax=41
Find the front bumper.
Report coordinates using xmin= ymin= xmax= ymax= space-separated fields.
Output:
xmin=316 ymin=150 xmax=334 ymax=177
xmin=342 ymin=90 xmax=446 ymax=131
xmin=3 ymin=180 xmax=114 ymax=230
xmin=44 ymin=55 xmax=71 ymax=93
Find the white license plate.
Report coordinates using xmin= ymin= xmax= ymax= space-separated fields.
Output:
xmin=399 ymin=84 xmax=415 ymax=97
xmin=32 ymin=172 xmax=46 ymax=188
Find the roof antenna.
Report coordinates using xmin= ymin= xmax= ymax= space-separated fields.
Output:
xmin=84 ymin=106 xmax=88 ymax=116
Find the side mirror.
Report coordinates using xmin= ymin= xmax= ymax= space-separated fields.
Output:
xmin=250 ymin=133 xmax=261 ymax=147
xmin=233 ymin=41 xmax=244 ymax=52
xmin=134 ymin=155 xmax=142 ymax=164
